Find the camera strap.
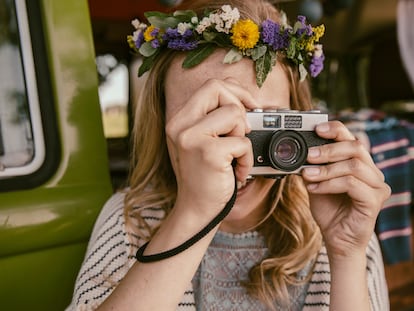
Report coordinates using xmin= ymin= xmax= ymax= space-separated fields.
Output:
xmin=135 ymin=173 xmax=238 ymax=263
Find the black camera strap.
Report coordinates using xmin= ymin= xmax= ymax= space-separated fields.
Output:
xmin=135 ymin=174 xmax=238 ymax=263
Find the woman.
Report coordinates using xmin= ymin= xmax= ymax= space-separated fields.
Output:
xmin=66 ymin=0 xmax=391 ymax=310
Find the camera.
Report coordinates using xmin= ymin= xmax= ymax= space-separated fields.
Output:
xmin=246 ymin=109 xmax=332 ymax=177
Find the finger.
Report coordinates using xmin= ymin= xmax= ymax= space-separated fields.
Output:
xmin=173 ymin=121 xmax=253 ymax=179
xmin=190 ymin=136 xmax=253 ymax=182
xmin=306 ymin=175 xmax=391 ymax=210
xmin=167 ymin=79 xmax=256 ymax=132
xmin=193 ymin=104 xmax=249 ymax=138
xmin=307 ymin=139 xmax=383 ymax=180
xmin=217 ymin=136 xmax=253 ymax=182
xmin=314 ymin=120 xmax=356 ymax=142
xmin=303 ymin=158 xmax=386 ymax=188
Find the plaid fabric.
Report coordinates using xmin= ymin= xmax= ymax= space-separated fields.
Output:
xmin=366 ymin=118 xmax=414 ymax=264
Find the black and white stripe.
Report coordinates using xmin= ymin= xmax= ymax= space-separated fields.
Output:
xmin=65 ymin=192 xmax=389 ymax=311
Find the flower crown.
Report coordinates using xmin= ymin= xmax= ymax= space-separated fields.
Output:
xmin=127 ymin=5 xmax=325 ymax=87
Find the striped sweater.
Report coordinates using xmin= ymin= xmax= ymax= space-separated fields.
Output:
xmin=65 ymin=192 xmax=389 ymax=311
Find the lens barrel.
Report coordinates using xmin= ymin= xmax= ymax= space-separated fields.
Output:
xmin=268 ymin=131 xmax=308 ymax=171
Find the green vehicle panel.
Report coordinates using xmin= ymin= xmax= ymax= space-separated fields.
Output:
xmin=0 ymin=0 xmax=113 ymax=310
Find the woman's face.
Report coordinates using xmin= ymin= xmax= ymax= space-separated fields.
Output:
xmin=164 ymin=50 xmax=291 ymax=233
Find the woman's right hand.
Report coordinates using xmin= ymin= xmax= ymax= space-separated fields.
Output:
xmin=165 ymin=78 xmax=257 ymax=219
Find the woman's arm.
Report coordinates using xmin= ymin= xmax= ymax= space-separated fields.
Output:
xmin=302 ymin=120 xmax=391 ymax=311
xmin=96 ymin=79 xmax=256 ymax=310
xmin=97 ymin=205 xmax=219 ymax=311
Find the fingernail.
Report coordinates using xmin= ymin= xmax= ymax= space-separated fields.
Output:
xmin=317 ymin=123 xmax=330 ymax=132
xmin=304 ymin=167 xmax=320 ymax=176
xmin=308 ymin=147 xmax=320 ymax=158
xmin=307 ymin=183 xmax=318 ymax=191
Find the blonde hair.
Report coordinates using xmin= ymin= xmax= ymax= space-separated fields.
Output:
xmin=125 ymin=0 xmax=322 ymax=308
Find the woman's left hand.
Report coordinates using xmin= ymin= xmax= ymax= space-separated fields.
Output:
xmin=302 ymin=120 xmax=391 ymax=260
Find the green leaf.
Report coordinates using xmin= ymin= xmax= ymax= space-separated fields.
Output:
xmin=298 ymin=63 xmax=308 ymax=81
xmin=138 ymin=52 xmax=159 ymax=77
xmin=182 ymin=44 xmax=216 ymax=68
xmin=251 ymin=45 xmax=267 ymax=61
xmin=287 ymin=37 xmax=297 ymax=60
xmin=213 ymin=33 xmax=232 ymax=46
xmin=223 ymin=48 xmax=243 ymax=64
xmin=203 ymin=31 xmax=217 ymax=42
xmin=146 ymin=12 xmax=180 ymax=29
xmin=139 ymin=42 xmax=157 ymax=57
xmin=173 ymin=10 xmax=197 ymax=19
xmin=255 ymin=50 xmax=277 ymax=87
xmin=293 ymin=21 xmax=303 ymax=34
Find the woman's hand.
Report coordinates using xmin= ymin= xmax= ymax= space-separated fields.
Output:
xmin=302 ymin=120 xmax=391 ymax=259
xmin=165 ymin=78 xmax=255 ymax=219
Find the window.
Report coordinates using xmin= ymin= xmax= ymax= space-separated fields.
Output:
xmin=97 ymin=54 xmax=129 ymax=139
xmin=0 ymin=0 xmax=45 ymax=179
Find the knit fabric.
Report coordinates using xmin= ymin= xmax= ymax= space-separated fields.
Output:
xmin=192 ymin=231 xmax=311 ymax=310
xmin=65 ymin=192 xmax=390 ymax=311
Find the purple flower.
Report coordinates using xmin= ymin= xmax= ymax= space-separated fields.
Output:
xmin=261 ymin=19 xmax=278 ymax=43
xmin=134 ymin=31 xmax=145 ymax=49
xmin=261 ymin=19 xmax=289 ymax=50
xmin=297 ymin=15 xmax=306 ymax=24
xmin=163 ymin=27 xmax=197 ymax=51
xmin=309 ymin=53 xmax=325 ymax=77
xmin=151 ymin=39 xmax=161 ymax=48
xmin=167 ymin=39 xmax=198 ymax=51
xmin=150 ymin=28 xmax=159 ymax=37
xmin=181 ymin=29 xmax=194 ymax=39
xmin=164 ymin=28 xmax=193 ymax=39
xmin=296 ymin=15 xmax=312 ymax=36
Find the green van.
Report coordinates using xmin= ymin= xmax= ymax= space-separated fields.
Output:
xmin=0 ymin=1 xmax=113 ymax=310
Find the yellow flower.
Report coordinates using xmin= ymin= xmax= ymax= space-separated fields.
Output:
xmin=304 ymin=25 xmax=325 ymax=52
xmin=304 ymin=39 xmax=315 ymax=52
xmin=312 ymin=24 xmax=325 ymax=42
xmin=127 ymin=35 xmax=136 ymax=49
xmin=231 ymin=19 xmax=260 ymax=50
xmin=144 ymin=25 xmax=156 ymax=42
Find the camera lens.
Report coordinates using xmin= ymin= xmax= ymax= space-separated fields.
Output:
xmin=268 ymin=131 xmax=307 ymax=171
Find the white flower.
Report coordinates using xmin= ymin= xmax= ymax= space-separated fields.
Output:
xmin=195 ymin=5 xmax=240 ymax=34
xmin=211 ymin=13 xmax=227 ymax=33
xmin=216 ymin=5 xmax=240 ymax=33
xmin=131 ymin=19 xmax=140 ymax=28
xmin=221 ymin=5 xmax=233 ymax=13
xmin=280 ymin=11 xmax=289 ymax=28
xmin=196 ymin=16 xmax=212 ymax=33
xmin=131 ymin=19 xmax=146 ymax=30
xmin=191 ymin=16 xmax=199 ymax=24
xmin=132 ymin=30 xmax=141 ymax=41
xmin=313 ymin=44 xmax=323 ymax=57
xmin=219 ymin=5 xmax=240 ymax=23
xmin=177 ymin=22 xmax=192 ymax=35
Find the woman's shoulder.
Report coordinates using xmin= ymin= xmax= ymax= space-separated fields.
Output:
xmin=90 ymin=190 xmax=166 ymax=243
xmin=84 ymin=191 xmax=128 ymax=254
xmin=87 ymin=191 xmax=127 ymax=242
xmin=95 ymin=189 xmax=166 ymax=224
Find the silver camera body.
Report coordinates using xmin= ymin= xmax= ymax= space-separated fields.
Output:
xmin=246 ymin=109 xmax=332 ymax=177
